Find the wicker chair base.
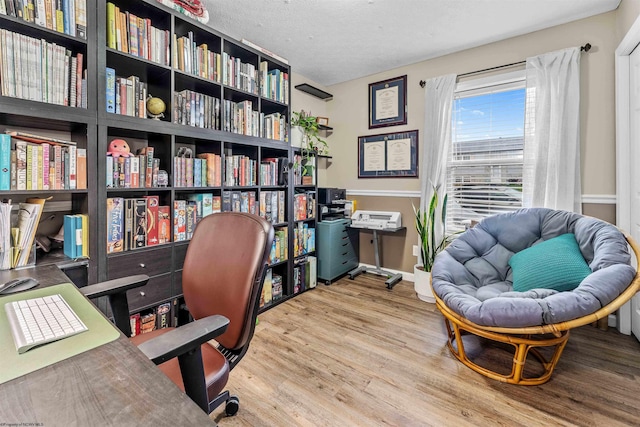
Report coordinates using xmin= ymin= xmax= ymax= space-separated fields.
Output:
xmin=438 ymin=300 xmax=570 ymax=385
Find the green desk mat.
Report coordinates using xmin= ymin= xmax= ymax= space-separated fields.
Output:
xmin=0 ymin=282 xmax=120 ymax=385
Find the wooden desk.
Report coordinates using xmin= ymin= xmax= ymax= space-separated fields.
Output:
xmin=0 ymin=266 xmax=215 ymax=426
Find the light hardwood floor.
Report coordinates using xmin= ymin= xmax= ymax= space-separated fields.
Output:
xmin=210 ymin=275 xmax=640 ymax=426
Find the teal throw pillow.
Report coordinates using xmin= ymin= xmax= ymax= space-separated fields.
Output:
xmin=509 ymin=233 xmax=591 ymax=293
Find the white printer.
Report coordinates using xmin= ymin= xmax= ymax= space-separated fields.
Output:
xmin=350 ymin=210 xmax=402 ymax=230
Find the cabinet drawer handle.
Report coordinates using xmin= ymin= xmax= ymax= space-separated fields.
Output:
xmin=140 ymin=291 xmax=146 ymax=297
xmin=139 ymin=263 xmax=146 ymax=268
xmin=342 ymin=252 xmax=348 ymax=256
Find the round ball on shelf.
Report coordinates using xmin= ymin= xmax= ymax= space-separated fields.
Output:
xmin=146 ymin=97 xmax=166 ymax=116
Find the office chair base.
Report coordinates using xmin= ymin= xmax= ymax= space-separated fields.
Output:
xmin=209 ymin=390 xmax=240 ymax=417
xmin=225 ymin=395 xmax=239 ymax=416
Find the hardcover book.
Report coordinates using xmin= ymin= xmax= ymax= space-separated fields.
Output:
xmin=156 ymin=302 xmax=171 ymax=329
xmin=158 ymin=205 xmax=170 ymax=244
xmin=114 ymin=203 xmax=129 ymax=250
xmin=145 ymin=195 xmax=159 ymax=246
xmin=173 ymin=199 xmax=186 ymax=241
xmin=134 ymin=198 xmax=147 ymax=248
xmin=105 ymin=67 xmax=116 ymax=113
xmin=106 ymin=197 xmax=124 ymax=253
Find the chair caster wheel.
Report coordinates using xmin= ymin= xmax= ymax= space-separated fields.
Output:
xmin=225 ymin=396 xmax=239 ymax=416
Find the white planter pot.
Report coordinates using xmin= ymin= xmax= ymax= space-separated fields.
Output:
xmin=414 ymin=264 xmax=435 ymax=303
xmin=290 ymin=125 xmax=304 ymax=148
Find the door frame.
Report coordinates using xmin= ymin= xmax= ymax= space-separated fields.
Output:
xmin=615 ymin=14 xmax=640 ymax=335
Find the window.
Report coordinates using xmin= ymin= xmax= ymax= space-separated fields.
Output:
xmin=447 ymin=71 xmax=526 ymax=232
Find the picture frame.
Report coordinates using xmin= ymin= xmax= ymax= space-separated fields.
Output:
xmin=316 ymin=117 xmax=329 ymax=126
xmin=368 ymin=75 xmax=407 ymax=129
xmin=358 ymin=130 xmax=418 ymax=178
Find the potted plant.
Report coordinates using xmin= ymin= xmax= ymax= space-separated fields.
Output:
xmin=413 ymin=185 xmax=457 ymax=302
xmin=291 ymin=110 xmax=329 ymax=155
xmin=290 ymin=110 xmax=329 ymax=182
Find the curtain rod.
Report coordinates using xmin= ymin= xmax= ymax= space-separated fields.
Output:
xmin=419 ymin=43 xmax=591 ymax=88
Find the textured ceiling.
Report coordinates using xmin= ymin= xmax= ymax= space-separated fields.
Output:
xmin=203 ymin=0 xmax=620 ymax=86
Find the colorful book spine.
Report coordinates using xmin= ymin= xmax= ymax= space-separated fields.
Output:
xmin=106 ymin=2 xmax=116 ymax=48
xmin=106 ymin=197 xmax=124 ymax=253
xmin=105 ymin=67 xmax=116 ymax=113
xmin=63 ymin=214 xmax=77 ymax=258
xmin=76 ymin=148 xmax=86 ymax=189
xmin=158 ymin=205 xmax=170 ymax=244
xmin=145 ymin=195 xmax=159 ymax=246
xmin=0 ymin=134 xmax=11 ymax=190
xmin=173 ymin=200 xmax=186 ymax=241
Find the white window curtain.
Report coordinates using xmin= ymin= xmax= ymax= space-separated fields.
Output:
xmin=420 ymin=74 xmax=457 ymax=214
xmin=522 ymin=47 xmax=582 ymax=212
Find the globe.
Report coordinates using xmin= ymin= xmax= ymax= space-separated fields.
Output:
xmin=147 ymin=97 xmax=166 ymax=119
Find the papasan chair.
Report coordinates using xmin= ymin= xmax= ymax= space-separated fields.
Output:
xmin=431 ymin=208 xmax=640 ymax=385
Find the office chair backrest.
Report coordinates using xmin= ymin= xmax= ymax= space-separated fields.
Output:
xmin=182 ymin=212 xmax=274 ymax=351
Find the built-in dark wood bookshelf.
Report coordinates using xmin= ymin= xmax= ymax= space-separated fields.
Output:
xmin=0 ymin=0 xmax=316 ymax=333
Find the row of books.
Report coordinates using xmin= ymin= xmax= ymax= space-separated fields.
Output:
xmin=223 ymin=99 xmax=259 ymax=137
xmin=106 ymin=147 xmax=160 ymax=189
xmin=106 ymin=194 xmax=226 ymax=252
xmin=129 ymin=301 xmax=172 ymax=337
xmin=106 ymin=2 xmax=170 ymax=66
xmin=293 ymin=255 xmax=317 ymax=294
xmin=259 ymin=62 xmax=289 ymax=104
xmin=223 ymin=100 xmax=289 ymax=141
xmin=293 ymin=192 xmax=316 ymax=221
xmin=173 ymin=31 xmax=222 ymax=81
xmin=0 ymin=29 xmax=86 ymax=107
xmin=262 ymin=112 xmax=287 ymax=142
xmin=106 ymin=196 xmax=169 ymax=253
xmin=224 ymin=154 xmax=257 ymax=187
xmin=259 ymin=190 xmax=286 ymax=225
xmin=222 ymin=190 xmax=256 ymax=215
xmin=259 ymin=268 xmax=283 ymax=308
xmin=107 ymin=191 xmax=300 ymax=251
xmin=294 ymin=222 xmax=315 ymax=257
xmin=0 ymin=133 xmax=87 ymax=191
xmin=173 ymin=153 xmax=222 ymax=188
xmin=105 ymin=68 xmax=147 ymax=118
xmin=260 ymin=158 xmax=286 ymax=187
xmin=62 ymin=213 xmax=88 ymax=259
xmin=0 ymin=0 xmax=87 ymax=39
xmin=173 ymin=89 xmax=221 ymax=130
xmin=269 ymin=227 xmax=288 ymax=264
xmin=222 ymin=52 xmax=259 ymax=95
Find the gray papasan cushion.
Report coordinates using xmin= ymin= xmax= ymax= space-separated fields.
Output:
xmin=431 ymin=208 xmax=636 ymax=327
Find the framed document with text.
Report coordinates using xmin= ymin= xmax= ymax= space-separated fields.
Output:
xmin=368 ymin=75 xmax=407 ymax=129
xmin=358 ymin=130 xmax=418 ymax=178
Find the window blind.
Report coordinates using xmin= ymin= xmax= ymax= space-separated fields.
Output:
xmin=447 ymin=78 xmax=526 ymax=232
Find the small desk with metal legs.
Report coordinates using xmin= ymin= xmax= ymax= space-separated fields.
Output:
xmin=348 ymin=226 xmax=406 ymax=289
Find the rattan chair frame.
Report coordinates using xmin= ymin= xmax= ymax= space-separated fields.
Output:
xmin=433 ymin=233 xmax=640 ymax=385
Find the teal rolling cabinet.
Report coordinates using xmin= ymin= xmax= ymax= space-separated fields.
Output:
xmin=317 ymin=218 xmax=360 ymax=284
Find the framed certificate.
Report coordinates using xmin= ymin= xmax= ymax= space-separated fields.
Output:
xmin=358 ymin=130 xmax=418 ymax=178
xmin=368 ymin=75 xmax=407 ymax=129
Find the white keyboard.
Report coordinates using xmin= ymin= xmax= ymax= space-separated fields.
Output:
xmin=5 ymin=294 xmax=88 ymax=354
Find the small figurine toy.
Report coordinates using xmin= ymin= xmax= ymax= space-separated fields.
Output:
xmin=107 ymin=139 xmax=134 ymax=157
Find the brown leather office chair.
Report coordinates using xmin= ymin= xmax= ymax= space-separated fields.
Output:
xmin=82 ymin=212 xmax=274 ymax=416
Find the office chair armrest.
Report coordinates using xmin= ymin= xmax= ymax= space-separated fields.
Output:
xmin=80 ymin=275 xmax=150 ymax=298
xmin=80 ymin=275 xmax=150 ymax=337
xmin=137 ymin=314 xmax=230 ymax=365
